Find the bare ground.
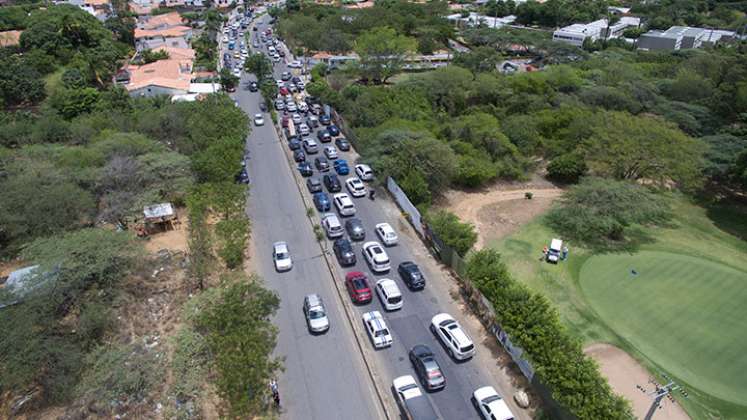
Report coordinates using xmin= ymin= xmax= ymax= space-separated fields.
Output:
xmin=439 ymin=177 xmax=563 ymax=249
xmin=585 ymin=343 xmax=690 ymax=420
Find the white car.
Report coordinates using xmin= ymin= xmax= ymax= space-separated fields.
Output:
xmin=355 ymin=164 xmax=374 ymax=181
xmin=253 ymin=113 xmax=264 ymax=126
xmin=375 ymin=278 xmax=403 ymax=311
xmin=333 ymin=193 xmax=356 ymax=216
xmin=286 ymin=102 xmax=297 ymax=112
xmin=303 ymin=293 xmax=330 ymax=333
xmin=431 ymin=313 xmax=475 ymax=361
xmin=297 ymin=81 xmax=306 ymax=91
xmin=362 ymin=241 xmax=390 ymax=272
xmin=292 ymin=113 xmax=302 ymax=125
xmin=473 ymin=386 xmax=515 ymax=420
xmin=324 ymin=146 xmax=338 ymax=160
xmin=276 ymin=79 xmax=284 ymax=88
xmin=232 ymin=68 xmax=241 ymax=77
xmin=288 ymin=60 xmax=302 ymax=68
xmin=299 ymin=123 xmax=310 ymax=136
xmin=375 ymin=223 xmax=398 ymax=246
xmin=272 ymin=54 xmax=281 ymax=62
xmin=322 ymin=213 xmax=344 ymax=238
xmin=362 ymin=311 xmax=392 ymax=349
xmin=345 ymin=177 xmax=366 ymax=198
xmin=272 ymin=241 xmax=292 ymax=272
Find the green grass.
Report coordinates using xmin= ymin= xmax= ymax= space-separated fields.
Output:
xmin=489 ymin=195 xmax=747 ymax=419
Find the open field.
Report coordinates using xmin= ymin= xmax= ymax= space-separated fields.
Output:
xmin=486 ymin=196 xmax=747 ymax=419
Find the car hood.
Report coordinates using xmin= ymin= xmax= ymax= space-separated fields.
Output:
xmin=309 ymin=317 xmax=329 ymax=331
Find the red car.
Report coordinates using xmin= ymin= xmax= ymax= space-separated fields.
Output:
xmin=345 ymin=272 xmax=372 ymax=304
xmin=282 ymin=114 xmax=290 ymax=128
xmin=279 ymin=86 xmax=289 ymax=96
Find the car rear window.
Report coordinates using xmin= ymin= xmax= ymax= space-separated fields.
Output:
xmin=460 ymin=344 xmax=474 ymax=353
xmin=388 ymin=295 xmax=402 ymax=304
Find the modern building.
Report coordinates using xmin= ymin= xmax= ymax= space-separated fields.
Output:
xmin=552 ymin=17 xmax=640 ymax=47
xmin=446 ymin=12 xmax=517 ymax=29
xmin=638 ymin=26 xmax=736 ymax=51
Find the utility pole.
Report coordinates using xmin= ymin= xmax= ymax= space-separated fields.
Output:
xmin=643 ymin=373 xmax=688 ymax=420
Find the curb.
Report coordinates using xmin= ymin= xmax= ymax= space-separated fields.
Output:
xmin=271 ymin=121 xmax=394 ymax=420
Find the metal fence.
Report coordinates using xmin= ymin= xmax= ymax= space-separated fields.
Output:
xmin=386 ymin=176 xmax=575 ymax=420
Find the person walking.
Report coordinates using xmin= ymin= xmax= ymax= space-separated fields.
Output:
xmin=269 ymin=379 xmax=279 ymax=408
xmin=541 ymin=245 xmax=548 ymax=261
xmin=562 ymin=245 xmax=569 ymax=261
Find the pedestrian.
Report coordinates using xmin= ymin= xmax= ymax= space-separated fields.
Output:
xmin=561 ymin=245 xmax=569 ymax=260
xmin=540 ymin=245 xmax=548 ymax=261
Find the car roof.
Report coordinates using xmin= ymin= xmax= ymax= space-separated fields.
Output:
xmin=377 ymin=278 xmax=400 ymax=294
xmin=411 ymin=344 xmax=432 ymax=357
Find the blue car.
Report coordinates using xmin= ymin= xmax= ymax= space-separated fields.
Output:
xmin=313 ymin=192 xmax=331 ymax=211
xmin=298 ymin=162 xmax=313 ymax=177
xmin=327 ymin=124 xmax=340 ymax=137
xmin=334 ymin=159 xmax=349 ymax=175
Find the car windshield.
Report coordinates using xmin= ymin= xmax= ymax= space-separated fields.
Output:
xmin=389 ymin=295 xmax=402 ymax=304
xmin=309 ymin=309 xmax=325 ymax=319
xmin=353 ymin=278 xmax=367 ymax=290
xmin=276 ymin=251 xmax=288 ymax=259
xmin=374 ymin=328 xmax=389 ymax=337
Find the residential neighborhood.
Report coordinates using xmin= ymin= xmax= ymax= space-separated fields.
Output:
xmin=1 ymin=0 xmax=746 ymax=420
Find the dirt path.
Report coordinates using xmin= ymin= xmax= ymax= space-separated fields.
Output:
xmin=441 ymin=187 xmax=564 ymax=249
xmin=585 ymin=343 xmax=690 ymax=420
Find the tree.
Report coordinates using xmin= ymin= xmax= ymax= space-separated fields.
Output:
xmin=453 ymin=46 xmax=502 ymax=75
xmin=546 ymin=177 xmax=671 ymax=244
xmin=425 ymin=209 xmax=478 ymax=257
xmin=583 ymin=111 xmax=704 ymax=189
xmin=244 ymin=53 xmax=273 ymax=81
xmin=219 ymin=68 xmax=240 ymax=93
xmin=354 ymin=26 xmax=417 ymax=84
xmin=0 ymin=54 xmax=46 ymax=107
xmin=196 ymin=275 xmax=282 ymax=417
xmin=547 ymin=152 xmax=587 ymax=183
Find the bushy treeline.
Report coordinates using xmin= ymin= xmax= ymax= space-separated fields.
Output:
xmin=466 ymin=249 xmax=634 ymax=420
xmin=316 ymin=43 xmax=747 ymax=205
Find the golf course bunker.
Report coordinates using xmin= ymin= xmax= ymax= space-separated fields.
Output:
xmin=580 ymin=251 xmax=747 ymax=406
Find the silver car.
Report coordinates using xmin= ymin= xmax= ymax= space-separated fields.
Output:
xmin=303 ymin=294 xmax=330 ymax=333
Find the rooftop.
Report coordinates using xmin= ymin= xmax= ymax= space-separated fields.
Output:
xmin=125 ymin=59 xmax=193 ymax=92
xmin=134 ymin=25 xmax=191 ymax=39
xmin=0 ymin=30 xmax=22 ymax=47
xmin=139 ymin=11 xmax=184 ymax=29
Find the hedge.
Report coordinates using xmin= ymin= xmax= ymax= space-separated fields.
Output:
xmin=466 ymin=249 xmax=634 ymax=420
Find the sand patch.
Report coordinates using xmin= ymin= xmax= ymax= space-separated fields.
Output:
xmin=585 ymin=343 xmax=689 ymax=420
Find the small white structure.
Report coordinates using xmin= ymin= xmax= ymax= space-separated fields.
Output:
xmin=552 ymin=17 xmax=640 ymax=46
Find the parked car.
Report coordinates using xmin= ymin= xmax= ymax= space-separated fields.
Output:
xmin=319 ymin=114 xmax=331 ymax=125
xmin=306 ymin=177 xmax=322 ymax=193
xmin=333 ymin=238 xmax=356 ymax=266
xmin=272 ymin=241 xmax=292 ymax=272
xmin=323 ymin=174 xmax=341 ymax=192
xmin=345 ymin=271 xmax=372 ymax=304
xmin=409 ymin=345 xmax=446 ymax=391
xmin=281 ymin=71 xmax=291 ymax=81
xmin=355 ymin=164 xmax=374 ymax=181
xmin=345 ymin=177 xmax=366 ymax=198
xmin=398 ymin=261 xmax=425 ymax=290
xmin=303 ymin=294 xmax=330 ymax=333
xmin=362 ymin=241 xmax=390 ymax=273
xmin=286 ymin=101 xmax=297 ymax=112
xmin=317 ymin=130 xmax=332 ymax=143
xmin=279 ymin=86 xmax=289 ymax=96
xmin=298 ymin=161 xmax=313 ymax=177
xmin=323 ymin=146 xmax=338 ymax=160
xmin=299 ymin=123 xmax=310 ymax=136
xmin=248 ymin=81 xmax=259 ymax=91
xmin=297 ymin=101 xmax=308 ymax=112
xmin=293 ymin=149 xmax=306 ymax=162
xmin=313 ymin=192 xmax=331 ymax=211
xmin=308 ymin=116 xmax=319 ymax=128
xmin=274 ymin=99 xmax=285 ymax=110
xmin=327 ymin=124 xmax=340 ymax=136
xmin=334 ymin=159 xmax=350 ymax=175
xmin=375 ymin=278 xmax=403 ymax=311
xmin=314 ymin=157 xmax=330 ymax=172
xmin=392 ymin=375 xmax=439 ymax=420
xmin=303 ymin=138 xmax=319 ymax=154
xmin=292 ymin=113 xmax=302 ymax=125
xmin=253 ymin=113 xmax=264 ymax=126
xmin=363 ymin=311 xmax=392 ymax=349
xmin=335 ymin=137 xmax=351 ymax=151
xmin=322 ymin=213 xmax=344 ymax=238
xmin=288 ymin=138 xmax=302 ymax=151
xmin=333 ymin=193 xmax=356 ymax=216
xmin=345 ymin=218 xmax=366 ymax=241
xmin=430 ymin=313 xmax=475 ymax=361
xmin=375 ymin=223 xmax=398 ymax=246
xmin=473 ymin=386 xmax=514 ymax=420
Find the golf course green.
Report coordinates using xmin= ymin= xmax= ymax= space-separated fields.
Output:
xmin=580 ymin=251 xmax=747 ymax=405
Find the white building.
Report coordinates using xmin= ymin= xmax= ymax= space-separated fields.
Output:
xmin=447 ymin=12 xmax=516 ymax=29
xmin=552 ymin=17 xmax=640 ymax=47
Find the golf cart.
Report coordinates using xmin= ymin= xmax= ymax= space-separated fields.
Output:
xmin=546 ymin=238 xmax=563 ymax=264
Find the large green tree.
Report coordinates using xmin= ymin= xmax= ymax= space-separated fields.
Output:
xmin=425 ymin=210 xmax=478 ymax=257
xmin=354 ymin=26 xmax=416 ymax=84
xmin=244 ymin=53 xmax=273 ymax=81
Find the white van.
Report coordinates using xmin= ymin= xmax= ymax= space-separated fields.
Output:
xmin=375 ymin=279 xmax=403 ymax=311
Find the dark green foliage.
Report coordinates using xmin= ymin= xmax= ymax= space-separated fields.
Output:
xmin=547 ymin=152 xmax=587 ymax=183
xmin=514 ymin=0 xmax=608 ymax=27
xmin=141 ymin=48 xmax=170 ymax=64
xmin=546 ymin=177 xmax=671 ymax=244
xmin=48 ymin=87 xmax=101 ymax=119
xmin=466 ymin=249 xmax=634 ymax=420
xmin=0 ymin=53 xmax=46 ymax=107
xmin=193 ymin=31 xmax=218 ymax=71
xmin=219 ymin=67 xmax=239 ymax=91
xmin=196 ymin=275 xmax=282 ymax=417
xmin=425 ymin=209 xmax=478 ymax=257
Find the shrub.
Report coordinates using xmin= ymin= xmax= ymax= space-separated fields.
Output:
xmin=547 ymin=152 xmax=587 ymax=183
xmin=425 ymin=209 xmax=477 ymax=257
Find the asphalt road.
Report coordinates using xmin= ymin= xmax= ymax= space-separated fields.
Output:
xmin=234 ymin=12 xmax=528 ymax=420
xmin=236 ymin=16 xmax=383 ymax=420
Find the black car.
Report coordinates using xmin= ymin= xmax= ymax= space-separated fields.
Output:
xmin=314 ymin=157 xmax=330 ymax=172
xmin=398 ymin=261 xmax=426 ymax=290
xmin=409 ymin=345 xmax=446 ymax=391
xmin=333 ymin=238 xmax=356 ymax=266
xmin=345 ymin=218 xmax=366 ymax=241
xmin=291 ymin=76 xmax=302 ymax=84
xmin=335 ymin=138 xmax=351 ymax=151
xmin=313 ymin=192 xmax=331 ymax=211
xmin=306 ymin=177 xmax=323 ymax=193
xmin=293 ymin=149 xmax=306 ymax=162
xmin=288 ymin=139 xmax=302 ymax=151
xmin=319 ymin=114 xmax=331 ymax=125
xmin=327 ymin=124 xmax=340 ymax=136
xmin=281 ymin=71 xmax=292 ymax=81
xmin=323 ymin=174 xmax=341 ymax=192
xmin=259 ymin=102 xmax=268 ymax=112
xmin=248 ymin=81 xmax=259 ymax=92
xmin=317 ymin=130 xmax=331 ymax=143
xmin=298 ymin=162 xmax=313 ymax=177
